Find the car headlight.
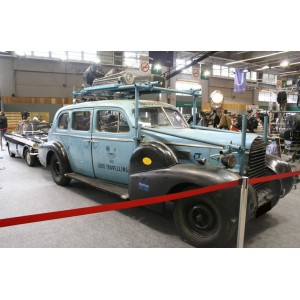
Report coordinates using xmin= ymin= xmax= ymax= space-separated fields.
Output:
xmin=221 ymin=154 xmax=236 ymax=169
xmin=32 ymin=143 xmax=39 ymax=149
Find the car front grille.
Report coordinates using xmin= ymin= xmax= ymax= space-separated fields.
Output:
xmin=248 ymin=137 xmax=267 ymax=191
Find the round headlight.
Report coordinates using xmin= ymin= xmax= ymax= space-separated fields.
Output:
xmin=32 ymin=143 xmax=39 ymax=149
xmin=221 ymin=154 xmax=236 ymax=169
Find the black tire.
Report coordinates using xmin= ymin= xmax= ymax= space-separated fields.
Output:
xmin=50 ymin=153 xmax=71 ymax=186
xmin=173 ymin=190 xmax=232 ymax=248
xmin=24 ymin=148 xmax=36 ymax=167
xmin=7 ymin=145 xmax=15 ymax=157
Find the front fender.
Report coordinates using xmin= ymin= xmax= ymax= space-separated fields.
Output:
xmin=39 ymin=140 xmax=70 ymax=168
xmin=266 ymin=154 xmax=294 ymax=197
xmin=129 ymin=164 xmax=245 ymax=218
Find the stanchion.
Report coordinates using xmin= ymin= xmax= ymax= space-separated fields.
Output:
xmin=237 ymin=176 xmax=249 ymax=248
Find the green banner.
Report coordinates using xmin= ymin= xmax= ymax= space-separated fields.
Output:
xmin=176 ymin=101 xmax=201 ymax=107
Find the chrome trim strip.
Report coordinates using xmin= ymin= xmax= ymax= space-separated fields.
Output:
xmin=92 ymin=136 xmax=134 ymax=142
xmin=52 ymin=132 xmax=133 ymax=142
xmin=163 ymin=142 xmax=223 ymax=150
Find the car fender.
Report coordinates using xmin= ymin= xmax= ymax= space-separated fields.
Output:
xmin=39 ymin=140 xmax=70 ymax=168
xmin=266 ymin=154 xmax=294 ymax=197
xmin=129 ymin=163 xmax=249 ymax=219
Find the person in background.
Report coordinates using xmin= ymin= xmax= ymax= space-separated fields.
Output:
xmin=212 ymin=109 xmax=220 ymax=128
xmin=218 ymin=109 xmax=232 ymax=130
xmin=198 ymin=111 xmax=208 ymax=127
xmin=0 ymin=111 xmax=8 ymax=150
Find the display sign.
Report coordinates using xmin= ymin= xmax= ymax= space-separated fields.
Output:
xmin=139 ymin=55 xmax=150 ymax=74
xmin=148 ymin=51 xmax=174 ymax=67
xmin=234 ymin=68 xmax=247 ymax=93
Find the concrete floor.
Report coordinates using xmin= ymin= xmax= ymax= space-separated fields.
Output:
xmin=0 ymin=146 xmax=299 ymax=248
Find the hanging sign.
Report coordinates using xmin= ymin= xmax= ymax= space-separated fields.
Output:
xmin=234 ymin=68 xmax=247 ymax=93
xmin=140 ymin=61 xmax=150 ymax=73
xmin=139 ymin=55 xmax=150 ymax=74
xmin=192 ymin=68 xmax=200 ymax=78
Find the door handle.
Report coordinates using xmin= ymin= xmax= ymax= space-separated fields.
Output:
xmin=83 ymin=139 xmax=98 ymax=143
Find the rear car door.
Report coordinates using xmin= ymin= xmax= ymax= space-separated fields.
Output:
xmin=91 ymin=108 xmax=135 ymax=185
xmin=67 ymin=109 xmax=95 ymax=177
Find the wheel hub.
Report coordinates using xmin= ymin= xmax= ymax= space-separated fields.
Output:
xmin=55 ymin=161 xmax=61 ymax=176
xmin=186 ymin=203 xmax=216 ymax=234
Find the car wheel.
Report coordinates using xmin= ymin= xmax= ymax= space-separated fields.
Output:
xmin=24 ymin=149 xmax=36 ymax=167
xmin=7 ymin=145 xmax=15 ymax=157
xmin=173 ymin=189 xmax=232 ymax=248
xmin=50 ymin=153 xmax=71 ymax=186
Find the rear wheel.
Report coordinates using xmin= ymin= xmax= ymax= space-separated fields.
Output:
xmin=50 ymin=153 xmax=71 ymax=186
xmin=173 ymin=190 xmax=232 ymax=247
xmin=24 ymin=149 xmax=36 ymax=167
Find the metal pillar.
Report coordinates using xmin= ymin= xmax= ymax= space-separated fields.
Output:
xmin=263 ymin=115 xmax=268 ymax=142
xmin=134 ymin=85 xmax=139 ymax=148
xmin=192 ymin=95 xmax=197 ymax=125
xmin=237 ymin=176 xmax=249 ymax=248
xmin=239 ymin=114 xmax=247 ymax=175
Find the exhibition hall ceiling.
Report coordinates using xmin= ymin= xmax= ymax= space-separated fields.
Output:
xmin=202 ymin=51 xmax=300 ymax=78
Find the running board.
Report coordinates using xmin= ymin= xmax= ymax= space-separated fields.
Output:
xmin=65 ymin=172 xmax=129 ymax=199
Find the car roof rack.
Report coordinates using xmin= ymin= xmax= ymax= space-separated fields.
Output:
xmin=72 ymin=73 xmax=201 ymax=103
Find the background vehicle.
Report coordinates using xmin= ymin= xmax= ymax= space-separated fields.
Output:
xmin=39 ymin=76 xmax=294 ymax=247
xmin=5 ymin=121 xmax=51 ymax=166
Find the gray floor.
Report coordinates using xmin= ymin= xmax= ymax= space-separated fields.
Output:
xmin=0 ymin=146 xmax=299 ymax=248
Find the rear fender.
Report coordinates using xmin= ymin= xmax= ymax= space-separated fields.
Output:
xmin=39 ymin=140 xmax=70 ymax=169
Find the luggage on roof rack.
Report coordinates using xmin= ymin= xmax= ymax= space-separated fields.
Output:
xmin=92 ymin=71 xmax=166 ymax=87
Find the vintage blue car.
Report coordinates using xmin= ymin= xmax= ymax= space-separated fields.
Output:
xmin=5 ymin=121 xmax=51 ymax=166
xmin=38 ymin=79 xmax=294 ymax=247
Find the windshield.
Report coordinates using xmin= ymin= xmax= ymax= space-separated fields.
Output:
xmin=22 ymin=122 xmax=51 ymax=134
xmin=137 ymin=107 xmax=188 ymax=128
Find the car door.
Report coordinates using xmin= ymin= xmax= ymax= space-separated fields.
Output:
xmin=66 ymin=109 xmax=95 ymax=177
xmin=91 ymin=108 xmax=135 ymax=185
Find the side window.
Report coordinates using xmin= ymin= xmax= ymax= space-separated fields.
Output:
xmin=97 ymin=110 xmax=130 ymax=133
xmin=72 ymin=111 xmax=91 ymax=131
xmin=58 ymin=113 xmax=69 ymax=130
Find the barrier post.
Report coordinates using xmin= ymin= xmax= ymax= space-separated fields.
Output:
xmin=237 ymin=176 xmax=249 ymax=248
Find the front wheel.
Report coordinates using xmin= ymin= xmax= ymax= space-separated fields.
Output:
xmin=50 ymin=153 xmax=71 ymax=186
xmin=24 ymin=149 xmax=36 ymax=167
xmin=173 ymin=192 xmax=232 ymax=247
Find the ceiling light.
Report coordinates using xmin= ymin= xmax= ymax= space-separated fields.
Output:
xmin=204 ymin=70 xmax=210 ymax=76
xmin=256 ymin=65 xmax=270 ymax=71
xmin=93 ymin=57 xmax=101 ymax=63
xmin=279 ymin=70 xmax=298 ymax=75
xmin=280 ymin=60 xmax=289 ymax=67
xmin=154 ymin=64 xmax=162 ymax=70
xmin=226 ymin=51 xmax=288 ymax=65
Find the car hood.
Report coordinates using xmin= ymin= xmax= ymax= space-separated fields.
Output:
xmin=141 ymin=126 xmax=259 ymax=150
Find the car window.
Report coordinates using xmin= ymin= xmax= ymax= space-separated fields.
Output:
xmin=72 ymin=111 xmax=91 ymax=131
xmin=58 ymin=113 xmax=69 ymax=130
xmin=97 ymin=110 xmax=130 ymax=133
xmin=137 ymin=107 xmax=188 ymax=128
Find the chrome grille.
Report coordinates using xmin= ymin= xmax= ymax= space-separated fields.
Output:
xmin=248 ymin=137 xmax=267 ymax=190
